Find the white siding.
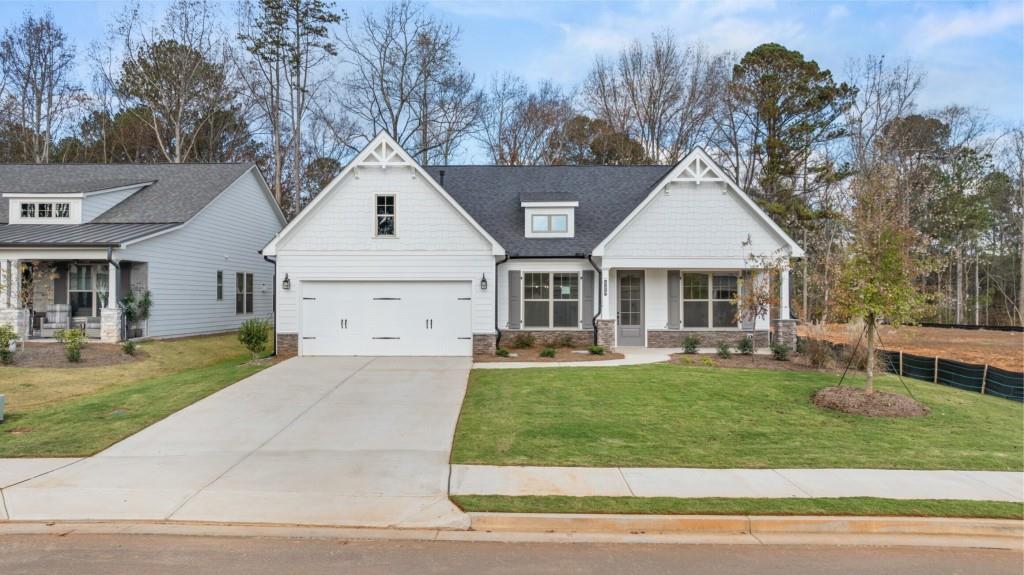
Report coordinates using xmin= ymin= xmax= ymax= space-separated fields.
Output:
xmin=82 ymin=189 xmax=139 ymax=222
xmin=496 ymin=259 xmax=596 ymax=329
xmin=604 ymin=181 xmax=788 ymax=262
xmin=119 ymin=170 xmax=284 ymax=338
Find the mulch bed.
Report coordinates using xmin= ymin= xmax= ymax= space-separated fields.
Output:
xmin=669 ymin=352 xmax=833 ymax=373
xmin=812 ymin=385 xmax=930 ymax=418
xmin=475 ymin=347 xmax=624 ymax=363
xmin=1 ymin=342 xmax=143 ymax=368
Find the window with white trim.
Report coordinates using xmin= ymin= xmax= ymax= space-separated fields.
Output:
xmin=38 ymin=203 xmax=53 ymax=218
xmin=55 ymin=203 xmax=70 ymax=218
xmin=682 ymin=273 xmax=739 ymax=328
xmin=20 ymin=203 xmax=35 ymax=218
xmin=236 ymin=272 xmax=253 ymax=314
xmin=531 ymin=214 xmax=568 ymax=233
xmin=375 ymin=194 xmax=396 ymax=236
xmin=523 ymin=272 xmax=579 ymax=328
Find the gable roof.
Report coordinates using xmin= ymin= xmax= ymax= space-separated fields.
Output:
xmin=0 ymin=163 xmax=256 ymax=225
xmin=424 ymin=165 xmax=673 ymax=257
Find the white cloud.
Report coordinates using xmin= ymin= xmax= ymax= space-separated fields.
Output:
xmin=827 ymin=4 xmax=849 ymax=22
xmin=906 ymin=2 xmax=1022 ymax=50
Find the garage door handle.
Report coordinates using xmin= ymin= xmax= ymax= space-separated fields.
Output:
xmin=302 ymin=336 xmax=316 ymax=340
xmin=458 ymin=337 xmax=471 ymax=340
xmin=340 ymin=319 xmax=348 ymax=329
xmin=425 ymin=319 xmax=433 ymax=329
xmin=372 ymin=337 xmax=400 ymax=340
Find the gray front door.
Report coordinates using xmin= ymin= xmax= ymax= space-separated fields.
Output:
xmin=617 ymin=270 xmax=644 ymax=346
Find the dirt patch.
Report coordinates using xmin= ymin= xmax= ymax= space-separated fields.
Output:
xmin=669 ymin=352 xmax=831 ymax=373
xmin=1 ymin=342 xmax=143 ymax=369
xmin=799 ymin=324 xmax=1024 ymax=372
xmin=475 ymin=347 xmax=624 ymax=363
xmin=812 ymin=385 xmax=930 ymax=418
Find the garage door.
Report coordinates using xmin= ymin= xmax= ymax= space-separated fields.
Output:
xmin=300 ymin=281 xmax=473 ymax=356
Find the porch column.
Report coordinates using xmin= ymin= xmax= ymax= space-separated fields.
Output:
xmin=0 ymin=260 xmax=29 ymax=339
xmin=779 ymin=264 xmax=790 ymax=319
xmin=107 ymin=261 xmax=119 ymax=309
xmin=595 ymin=266 xmax=615 ymax=348
xmin=100 ymin=260 xmax=123 ymax=343
xmin=772 ymin=262 xmax=797 ymax=349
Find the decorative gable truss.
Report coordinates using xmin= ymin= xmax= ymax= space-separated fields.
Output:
xmin=593 ymin=148 xmax=804 ymax=257
xmin=358 ymin=137 xmax=415 ymax=170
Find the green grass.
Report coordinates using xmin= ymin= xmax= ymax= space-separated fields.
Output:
xmin=452 ymin=495 xmax=1024 ymax=520
xmin=0 ymin=356 xmax=266 ymax=457
xmin=452 ymin=364 xmax=1023 ymax=471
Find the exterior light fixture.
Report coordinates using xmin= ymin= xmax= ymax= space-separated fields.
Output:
xmin=480 ymin=273 xmax=488 ymax=291
xmin=281 ymin=273 xmax=291 ymax=290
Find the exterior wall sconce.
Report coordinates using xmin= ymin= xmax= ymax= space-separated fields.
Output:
xmin=281 ymin=273 xmax=291 ymax=290
xmin=480 ymin=273 xmax=488 ymax=291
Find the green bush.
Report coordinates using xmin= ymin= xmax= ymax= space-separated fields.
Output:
xmin=539 ymin=347 xmax=556 ymax=358
xmin=55 ymin=328 xmax=87 ymax=363
xmin=737 ymin=335 xmax=754 ymax=355
xmin=0 ymin=323 xmax=16 ymax=365
xmin=511 ymin=333 xmax=536 ymax=349
xmin=700 ymin=356 xmax=717 ymax=367
xmin=716 ymin=341 xmax=732 ymax=359
xmin=554 ymin=334 xmax=575 ymax=348
xmin=121 ymin=339 xmax=137 ymax=356
xmin=682 ymin=335 xmax=701 ymax=354
xmin=238 ymin=318 xmax=271 ymax=361
xmin=771 ymin=341 xmax=791 ymax=361
xmin=588 ymin=345 xmax=604 ymax=355
xmin=495 ymin=347 xmax=510 ymax=357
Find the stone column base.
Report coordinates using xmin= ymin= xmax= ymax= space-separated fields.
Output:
xmin=596 ymin=319 xmax=616 ymax=349
xmin=473 ymin=333 xmax=497 ymax=355
xmin=100 ymin=308 xmax=123 ymax=343
xmin=772 ymin=319 xmax=797 ymax=349
xmin=276 ymin=333 xmax=298 ymax=358
xmin=0 ymin=308 xmax=30 ymax=339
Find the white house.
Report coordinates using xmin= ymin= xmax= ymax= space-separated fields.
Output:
xmin=0 ymin=163 xmax=285 ymax=342
xmin=262 ymin=132 xmax=803 ymax=357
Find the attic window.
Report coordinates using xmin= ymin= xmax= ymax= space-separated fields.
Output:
xmin=521 ymin=194 xmax=578 ymax=239
xmin=375 ymin=194 xmax=396 ymax=237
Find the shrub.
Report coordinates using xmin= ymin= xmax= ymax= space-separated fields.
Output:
xmin=588 ymin=345 xmax=604 ymax=355
xmin=554 ymin=334 xmax=575 ymax=348
xmin=511 ymin=333 xmax=536 ymax=349
xmin=771 ymin=341 xmax=791 ymax=361
xmin=539 ymin=346 xmax=556 ymax=358
xmin=238 ymin=318 xmax=271 ymax=361
xmin=55 ymin=328 xmax=87 ymax=363
xmin=716 ymin=341 xmax=732 ymax=359
xmin=803 ymin=324 xmax=835 ymax=368
xmin=678 ymin=355 xmax=693 ymax=365
xmin=682 ymin=335 xmax=701 ymax=354
xmin=0 ymin=323 xmax=16 ymax=365
xmin=121 ymin=339 xmax=137 ymax=356
xmin=737 ymin=335 xmax=754 ymax=355
xmin=700 ymin=357 xmax=716 ymax=367
xmin=495 ymin=347 xmax=510 ymax=357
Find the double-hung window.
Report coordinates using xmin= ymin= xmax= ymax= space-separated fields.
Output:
xmin=523 ymin=272 xmax=579 ymax=328
xmin=375 ymin=194 xmax=396 ymax=236
xmin=235 ymin=272 xmax=253 ymax=314
xmin=682 ymin=273 xmax=739 ymax=328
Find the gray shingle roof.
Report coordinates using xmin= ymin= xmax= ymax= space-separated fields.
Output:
xmin=0 ymin=163 xmax=254 ymax=224
xmin=0 ymin=223 xmax=179 ymax=247
xmin=424 ymin=165 xmax=673 ymax=257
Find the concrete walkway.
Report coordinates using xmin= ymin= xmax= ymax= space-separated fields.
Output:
xmin=1 ymin=357 xmax=472 ymax=529
xmin=450 ymin=465 xmax=1024 ymax=502
xmin=473 ymin=347 xmax=673 ymax=369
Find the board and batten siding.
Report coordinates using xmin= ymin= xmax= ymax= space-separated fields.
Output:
xmin=274 ymin=164 xmax=497 ymax=336
xmin=119 ymin=169 xmax=284 ymax=338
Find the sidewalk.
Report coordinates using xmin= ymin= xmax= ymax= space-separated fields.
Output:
xmin=473 ymin=347 xmax=673 ymax=369
xmin=450 ymin=465 xmax=1024 ymax=502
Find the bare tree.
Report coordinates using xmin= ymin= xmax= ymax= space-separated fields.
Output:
xmin=479 ymin=74 xmax=574 ymax=165
xmin=0 ymin=11 xmax=83 ymax=163
xmin=843 ymin=55 xmax=924 ymax=170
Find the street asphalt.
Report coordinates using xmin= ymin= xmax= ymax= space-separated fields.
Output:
xmin=0 ymin=534 xmax=1020 ymax=575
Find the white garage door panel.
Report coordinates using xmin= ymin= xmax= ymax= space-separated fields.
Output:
xmin=300 ymin=281 xmax=473 ymax=356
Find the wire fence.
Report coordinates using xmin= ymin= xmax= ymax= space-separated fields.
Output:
xmin=917 ymin=322 xmax=1023 ymax=333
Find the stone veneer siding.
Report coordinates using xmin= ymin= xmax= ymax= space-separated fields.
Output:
xmin=100 ymin=308 xmax=123 ymax=343
xmin=647 ymin=330 xmax=770 ymax=349
xmin=499 ymin=329 xmax=594 ymax=348
xmin=772 ymin=319 xmax=797 ymax=349
xmin=596 ymin=319 xmax=615 ymax=348
xmin=276 ymin=333 xmax=298 ymax=358
xmin=472 ymin=333 xmax=496 ymax=355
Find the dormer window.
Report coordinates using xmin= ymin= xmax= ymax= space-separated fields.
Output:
xmin=38 ymin=203 xmax=53 ymax=218
xmin=55 ymin=203 xmax=70 ymax=218
xmin=521 ymin=192 xmax=577 ymax=239
xmin=20 ymin=203 xmax=34 ymax=218
xmin=531 ymin=214 xmax=568 ymax=234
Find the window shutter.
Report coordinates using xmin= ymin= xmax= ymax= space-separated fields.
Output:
xmin=581 ymin=270 xmax=595 ymax=328
xmin=507 ymin=270 xmax=521 ymax=329
xmin=740 ymin=271 xmax=755 ymax=330
xmin=667 ymin=270 xmax=680 ymax=329
xmin=53 ymin=263 xmax=68 ymax=305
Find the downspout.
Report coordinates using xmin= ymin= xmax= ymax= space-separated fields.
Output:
xmin=263 ymin=254 xmax=277 ymax=356
xmin=106 ymin=247 xmax=122 ymax=340
xmin=587 ymin=254 xmax=602 ymax=346
xmin=494 ymin=254 xmax=509 ymax=348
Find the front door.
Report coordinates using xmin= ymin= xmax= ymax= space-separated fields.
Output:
xmin=617 ymin=270 xmax=644 ymax=346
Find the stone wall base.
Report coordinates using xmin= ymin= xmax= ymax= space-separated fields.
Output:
xmin=0 ymin=308 xmax=30 ymax=339
xmin=772 ymin=319 xmax=798 ymax=349
xmin=596 ymin=319 xmax=615 ymax=349
xmin=100 ymin=308 xmax=123 ymax=343
xmin=473 ymin=333 xmax=497 ymax=355
xmin=647 ymin=330 xmax=770 ymax=349
xmin=277 ymin=333 xmax=298 ymax=358
xmin=500 ymin=329 xmax=594 ymax=349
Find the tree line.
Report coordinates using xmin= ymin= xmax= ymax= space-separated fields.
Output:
xmin=0 ymin=0 xmax=1020 ymax=326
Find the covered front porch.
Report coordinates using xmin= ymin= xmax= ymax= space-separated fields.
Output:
xmin=0 ymin=249 xmax=147 ymax=343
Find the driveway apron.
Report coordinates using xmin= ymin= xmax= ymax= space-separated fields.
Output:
xmin=2 ymin=357 xmax=471 ymax=529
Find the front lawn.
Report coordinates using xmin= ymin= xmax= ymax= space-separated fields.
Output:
xmin=452 ymin=364 xmax=1023 ymax=471
xmin=0 ymin=333 xmax=270 ymax=457
xmin=452 ymin=495 xmax=1024 ymax=520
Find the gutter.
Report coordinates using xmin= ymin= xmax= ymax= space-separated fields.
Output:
xmin=263 ymin=254 xmax=277 ymax=356
xmin=494 ymin=254 xmax=510 ymax=348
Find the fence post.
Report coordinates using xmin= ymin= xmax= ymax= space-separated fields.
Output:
xmin=933 ymin=357 xmax=939 ymax=384
xmin=899 ymin=351 xmax=904 ymax=376
xmin=981 ymin=364 xmax=988 ymax=395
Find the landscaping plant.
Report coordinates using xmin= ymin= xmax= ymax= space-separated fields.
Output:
xmin=803 ymin=324 xmax=835 ymax=368
xmin=121 ymin=339 xmax=138 ymax=356
xmin=55 ymin=328 xmax=87 ymax=363
xmin=588 ymin=345 xmax=604 ymax=355
xmin=511 ymin=333 xmax=535 ymax=349
xmin=0 ymin=324 xmax=16 ymax=365
xmin=737 ymin=335 xmax=754 ymax=355
xmin=495 ymin=347 xmax=510 ymax=357
xmin=716 ymin=341 xmax=732 ymax=359
xmin=539 ymin=347 xmax=556 ymax=358
xmin=770 ymin=341 xmax=790 ymax=361
xmin=682 ymin=335 xmax=700 ymax=354
xmin=238 ymin=318 xmax=271 ymax=361
xmin=700 ymin=357 xmax=716 ymax=367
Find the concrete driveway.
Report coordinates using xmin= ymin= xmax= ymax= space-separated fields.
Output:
xmin=2 ymin=357 xmax=472 ymax=529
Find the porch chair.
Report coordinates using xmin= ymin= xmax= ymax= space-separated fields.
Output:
xmin=40 ymin=304 xmax=71 ymax=338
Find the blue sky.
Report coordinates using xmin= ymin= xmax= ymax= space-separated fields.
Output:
xmin=1 ymin=0 xmax=1021 ymax=127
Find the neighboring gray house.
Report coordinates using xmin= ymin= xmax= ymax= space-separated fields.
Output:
xmin=262 ymin=133 xmax=803 ymax=358
xmin=0 ymin=164 xmax=285 ymax=342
